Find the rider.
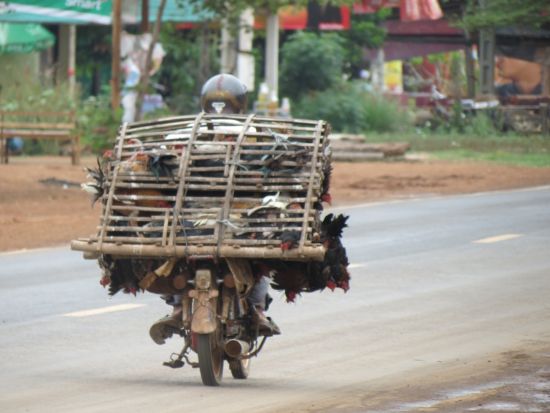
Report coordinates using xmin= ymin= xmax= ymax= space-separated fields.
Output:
xmin=149 ymin=74 xmax=280 ymax=345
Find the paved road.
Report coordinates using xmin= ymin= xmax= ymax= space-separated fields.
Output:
xmin=1 ymin=186 xmax=549 ymax=413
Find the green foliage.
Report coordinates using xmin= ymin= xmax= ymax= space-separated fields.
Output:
xmin=157 ymin=23 xmax=219 ymax=114
xmin=461 ymin=0 xmax=550 ymax=30
xmin=0 ymin=79 xmax=76 ymax=112
xmin=280 ymin=32 xmax=345 ymax=100
xmin=427 ymin=103 xmax=504 ymax=136
xmin=462 ymin=111 xmax=500 ymax=136
xmin=77 ymin=87 xmax=123 ymax=153
xmin=0 ymin=75 xmax=79 ymax=156
xmin=292 ymin=82 xmax=412 ymax=133
xmin=366 ymin=129 xmax=550 ymax=167
xmin=75 ymin=26 xmax=112 ymax=97
xmin=189 ymin=0 xmax=308 ymax=23
xmin=340 ymin=9 xmax=389 ymax=77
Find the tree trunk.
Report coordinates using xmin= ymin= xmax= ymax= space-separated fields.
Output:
xmin=111 ymin=0 xmax=121 ymax=110
xmin=134 ymin=0 xmax=167 ymax=122
xmin=199 ymin=24 xmax=212 ymax=89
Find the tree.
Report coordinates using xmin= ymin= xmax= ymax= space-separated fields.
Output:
xmin=279 ymin=32 xmax=345 ymax=100
xmin=135 ymin=0 xmax=167 ymax=121
xmin=76 ymin=26 xmax=112 ymax=97
xmin=157 ymin=23 xmax=220 ymax=114
xmin=460 ymin=0 xmax=550 ymax=30
xmin=340 ymin=8 xmax=389 ymax=78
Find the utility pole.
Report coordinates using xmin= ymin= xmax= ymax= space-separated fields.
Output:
xmin=141 ymin=0 xmax=150 ymax=33
xmin=237 ymin=9 xmax=255 ymax=91
xmin=220 ymin=21 xmax=237 ymax=74
xmin=57 ymin=24 xmax=76 ymax=97
xmin=111 ymin=0 xmax=122 ymax=110
xmin=478 ymin=0 xmax=495 ymax=96
xmin=265 ymin=13 xmax=279 ymax=104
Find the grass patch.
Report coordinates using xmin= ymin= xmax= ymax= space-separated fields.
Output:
xmin=362 ymin=131 xmax=550 ymax=168
xmin=432 ymin=150 xmax=550 ymax=168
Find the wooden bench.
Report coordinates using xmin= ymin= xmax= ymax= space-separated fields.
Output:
xmin=0 ymin=111 xmax=80 ymax=165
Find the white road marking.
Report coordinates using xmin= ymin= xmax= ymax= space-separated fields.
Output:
xmin=63 ymin=303 xmax=146 ymax=318
xmin=473 ymin=234 xmax=523 ymax=244
xmin=348 ymin=263 xmax=366 ymax=269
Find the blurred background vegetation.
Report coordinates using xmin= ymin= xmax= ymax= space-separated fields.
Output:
xmin=1 ymin=16 xmax=549 ymax=167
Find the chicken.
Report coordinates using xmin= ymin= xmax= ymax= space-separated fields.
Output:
xmin=81 ymin=157 xmax=106 ymax=206
xmin=280 ymin=230 xmax=301 ymax=251
xmin=147 ymin=150 xmax=178 ymax=180
xmin=115 ymin=187 xmax=172 ymax=209
xmin=98 ymin=256 xmax=142 ymax=296
xmin=267 ymin=260 xmax=309 ymax=302
xmin=306 ymin=261 xmax=331 ymax=292
xmin=320 ymin=213 xmax=350 ymax=292
xmin=255 ymin=129 xmax=310 ymax=177
xmin=320 ymin=161 xmax=333 ymax=205
xmin=247 ymin=191 xmax=288 ymax=216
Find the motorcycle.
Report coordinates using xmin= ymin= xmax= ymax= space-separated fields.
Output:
xmin=73 ymin=113 xmax=344 ymax=386
xmin=155 ymin=258 xmax=268 ymax=386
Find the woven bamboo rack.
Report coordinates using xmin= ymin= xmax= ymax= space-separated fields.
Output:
xmin=71 ymin=113 xmax=331 ymax=261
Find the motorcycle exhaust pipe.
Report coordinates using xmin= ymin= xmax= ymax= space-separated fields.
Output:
xmin=224 ymin=339 xmax=250 ymax=358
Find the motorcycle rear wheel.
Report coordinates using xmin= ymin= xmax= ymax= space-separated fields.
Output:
xmin=197 ymin=332 xmax=224 ymax=386
xmin=229 ymin=356 xmax=250 ymax=379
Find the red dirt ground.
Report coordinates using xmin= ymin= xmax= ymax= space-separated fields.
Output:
xmin=1 ymin=155 xmax=550 ymax=252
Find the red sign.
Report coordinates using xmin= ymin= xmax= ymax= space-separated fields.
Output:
xmin=255 ymin=2 xmax=350 ymax=31
xmin=353 ymin=0 xmax=399 ymax=14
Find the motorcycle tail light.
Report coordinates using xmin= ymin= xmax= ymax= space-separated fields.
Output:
xmin=195 ymin=269 xmax=212 ymax=289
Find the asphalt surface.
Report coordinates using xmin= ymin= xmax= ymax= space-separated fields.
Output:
xmin=1 ymin=186 xmax=549 ymax=413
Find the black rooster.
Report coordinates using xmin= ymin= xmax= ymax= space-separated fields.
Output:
xmin=320 ymin=161 xmax=333 ymax=205
xmin=320 ymin=213 xmax=350 ymax=291
xmin=280 ymin=230 xmax=301 ymax=251
xmin=257 ymin=129 xmax=310 ymax=177
xmin=258 ymin=214 xmax=350 ymax=303
xmin=307 ymin=261 xmax=331 ymax=292
xmin=147 ymin=151 xmax=178 ymax=180
xmin=99 ymin=256 xmax=142 ymax=296
xmin=266 ymin=260 xmax=309 ymax=303
xmin=81 ymin=157 xmax=106 ymax=206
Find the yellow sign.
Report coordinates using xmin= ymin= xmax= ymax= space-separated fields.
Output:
xmin=384 ymin=60 xmax=403 ymax=93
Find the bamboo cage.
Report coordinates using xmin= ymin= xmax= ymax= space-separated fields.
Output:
xmin=71 ymin=113 xmax=331 ymax=261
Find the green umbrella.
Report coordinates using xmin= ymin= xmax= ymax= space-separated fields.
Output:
xmin=0 ymin=23 xmax=54 ymax=54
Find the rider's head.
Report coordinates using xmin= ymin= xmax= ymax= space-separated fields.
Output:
xmin=200 ymin=74 xmax=248 ymax=114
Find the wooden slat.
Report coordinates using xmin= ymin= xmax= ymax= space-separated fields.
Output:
xmin=0 ymin=130 xmax=72 ymax=139
xmin=98 ymin=122 xmax=129 ymax=249
xmin=72 ymin=239 xmax=325 ymax=261
xmin=218 ymin=113 xmax=257 ymax=252
xmin=0 ymin=121 xmax=74 ymax=130
xmin=0 ymin=110 xmax=74 ymax=118
xmin=0 ymin=111 xmax=78 ymax=165
xmin=169 ymin=112 xmax=204 ymax=248
xmin=300 ymin=119 xmax=324 ymax=249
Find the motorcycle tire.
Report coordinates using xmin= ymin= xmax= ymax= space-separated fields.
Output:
xmin=197 ymin=332 xmax=224 ymax=386
xmin=229 ymin=356 xmax=250 ymax=379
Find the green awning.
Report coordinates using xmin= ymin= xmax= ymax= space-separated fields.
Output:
xmin=0 ymin=1 xmax=112 ymax=24
xmin=0 ymin=23 xmax=55 ymax=54
xmin=0 ymin=1 xmax=212 ymax=25
xmin=145 ymin=0 xmax=213 ymax=23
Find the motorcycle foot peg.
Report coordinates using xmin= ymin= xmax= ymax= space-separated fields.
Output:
xmin=163 ymin=359 xmax=185 ymax=369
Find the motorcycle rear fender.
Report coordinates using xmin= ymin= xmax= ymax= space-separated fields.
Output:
xmin=189 ymin=287 xmax=219 ymax=334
